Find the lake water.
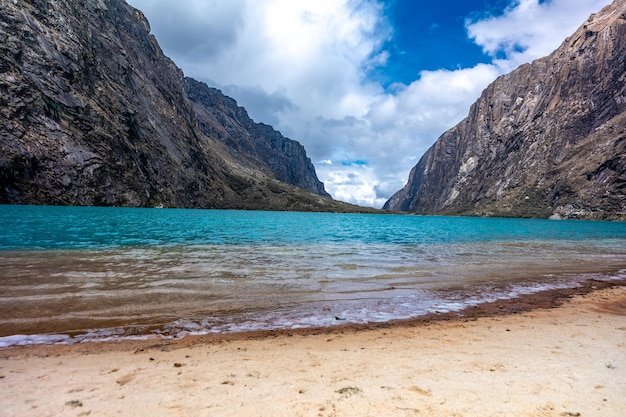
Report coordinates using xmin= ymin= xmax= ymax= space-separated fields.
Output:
xmin=1 ymin=205 xmax=625 ymax=347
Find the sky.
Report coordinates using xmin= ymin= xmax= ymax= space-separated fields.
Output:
xmin=126 ymin=0 xmax=611 ymax=207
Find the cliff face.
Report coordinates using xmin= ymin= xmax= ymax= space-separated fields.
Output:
xmin=384 ymin=0 xmax=626 ymax=220
xmin=1 ymin=0 xmax=216 ymax=206
xmin=0 ymin=0 xmax=350 ymax=211
xmin=185 ymin=78 xmax=330 ymax=198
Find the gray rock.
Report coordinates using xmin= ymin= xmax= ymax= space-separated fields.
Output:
xmin=185 ymin=78 xmax=330 ymax=198
xmin=0 ymin=0 xmax=372 ymax=212
xmin=384 ymin=0 xmax=626 ymax=220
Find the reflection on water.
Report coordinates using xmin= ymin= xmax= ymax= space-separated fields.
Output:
xmin=1 ymin=206 xmax=626 ymax=346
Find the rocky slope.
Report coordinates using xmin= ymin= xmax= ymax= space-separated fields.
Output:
xmin=185 ymin=78 xmax=330 ymax=198
xmin=0 ymin=0 xmax=366 ymax=212
xmin=384 ymin=0 xmax=626 ymax=220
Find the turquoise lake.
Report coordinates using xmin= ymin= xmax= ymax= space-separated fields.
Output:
xmin=1 ymin=205 xmax=625 ymax=347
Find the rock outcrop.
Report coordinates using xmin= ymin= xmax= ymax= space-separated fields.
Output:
xmin=384 ymin=0 xmax=626 ymax=220
xmin=185 ymin=78 xmax=330 ymax=198
xmin=0 ymin=0 xmax=366 ymax=212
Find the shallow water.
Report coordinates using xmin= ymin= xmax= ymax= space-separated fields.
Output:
xmin=1 ymin=205 xmax=625 ymax=347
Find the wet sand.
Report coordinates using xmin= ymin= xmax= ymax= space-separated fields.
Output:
xmin=1 ymin=280 xmax=625 ymax=417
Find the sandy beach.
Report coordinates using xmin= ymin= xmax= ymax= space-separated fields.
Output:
xmin=1 ymin=282 xmax=625 ymax=417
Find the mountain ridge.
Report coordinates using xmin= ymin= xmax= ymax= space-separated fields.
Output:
xmin=185 ymin=77 xmax=331 ymax=199
xmin=384 ymin=0 xmax=626 ymax=220
xmin=0 ymin=0 xmax=377 ymax=212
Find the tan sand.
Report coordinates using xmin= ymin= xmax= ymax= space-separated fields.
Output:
xmin=1 ymin=285 xmax=625 ymax=417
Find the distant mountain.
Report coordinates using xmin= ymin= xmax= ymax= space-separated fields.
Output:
xmin=185 ymin=78 xmax=330 ymax=198
xmin=384 ymin=0 xmax=626 ymax=220
xmin=0 ymin=0 xmax=371 ymax=212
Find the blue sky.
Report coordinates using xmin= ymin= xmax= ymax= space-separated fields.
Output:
xmin=381 ymin=0 xmax=495 ymax=83
xmin=127 ymin=0 xmax=611 ymax=207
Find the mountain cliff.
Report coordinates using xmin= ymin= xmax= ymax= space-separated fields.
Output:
xmin=184 ymin=78 xmax=331 ymax=199
xmin=0 ymin=0 xmax=365 ymax=211
xmin=384 ymin=0 xmax=626 ymax=220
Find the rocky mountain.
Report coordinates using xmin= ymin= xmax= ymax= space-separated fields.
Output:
xmin=384 ymin=0 xmax=626 ymax=220
xmin=0 ymin=0 xmax=369 ymax=212
xmin=185 ymin=78 xmax=330 ymax=198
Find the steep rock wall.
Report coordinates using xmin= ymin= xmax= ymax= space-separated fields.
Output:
xmin=0 ymin=0 xmax=348 ymax=211
xmin=185 ymin=78 xmax=330 ymax=198
xmin=384 ymin=0 xmax=626 ymax=220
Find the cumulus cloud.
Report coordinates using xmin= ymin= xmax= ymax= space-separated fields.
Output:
xmin=180 ymin=0 xmax=390 ymax=119
xmin=466 ymin=0 xmax=611 ymax=72
xmin=127 ymin=0 xmax=611 ymax=207
xmin=304 ymin=63 xmax=501 ymax=207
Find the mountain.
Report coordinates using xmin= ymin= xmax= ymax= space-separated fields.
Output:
xmin=184 ymin=77 xmax=330 ymax=199
xmin=0 ymin=0 xmax=371 ymax=212
xmin=384 ymin=0 xmax=626 ymax=220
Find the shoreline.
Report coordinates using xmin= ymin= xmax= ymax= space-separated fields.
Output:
xmin=1 ymin=278 xmax=624 ymax=355
xmin=1 ymin=281 xmax=625 ymax=416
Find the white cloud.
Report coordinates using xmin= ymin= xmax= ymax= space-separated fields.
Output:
xmin=466 ymin=0 xmax=611 ymax=71
xmin=309 ymin=64 xmax=501 ymax=207
xmin=367 ymin=64 xmax=501 ymax=141
xmin=127 ymin=0 xmax=611 ymax=208
xmin=179 ymin=0 xmax=390 ymax=120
